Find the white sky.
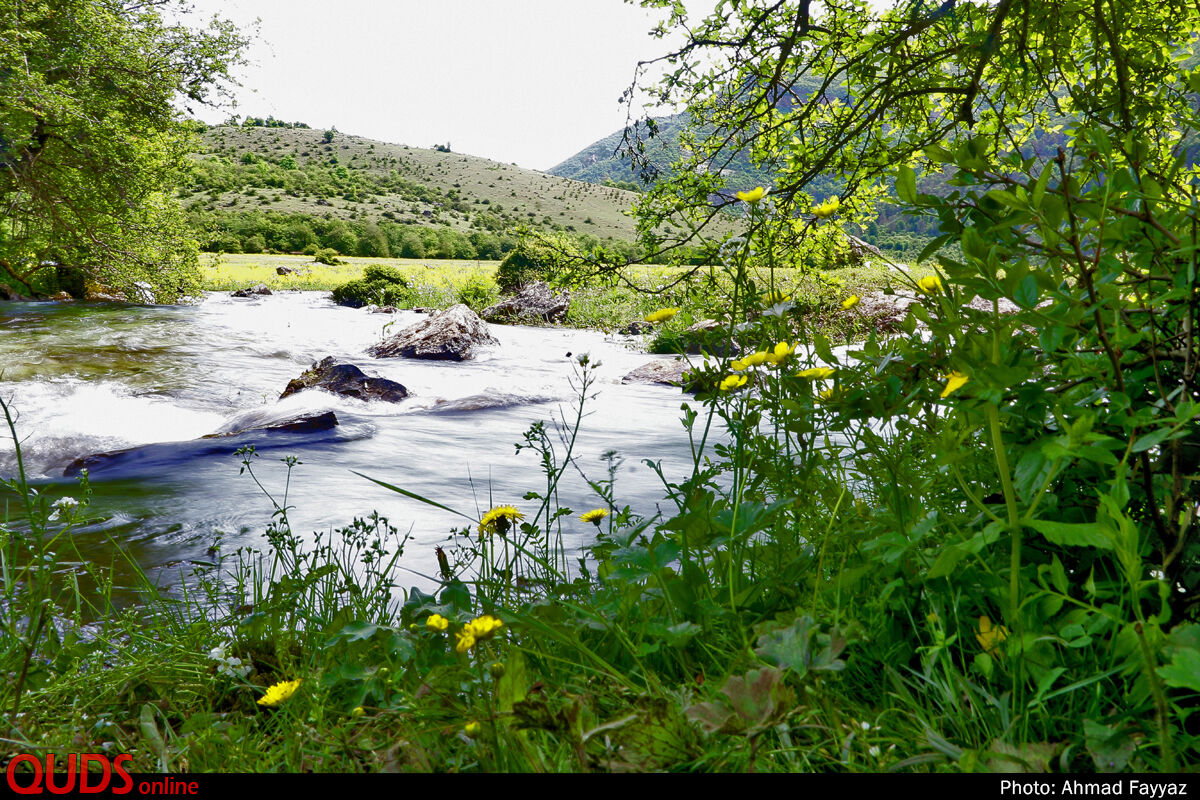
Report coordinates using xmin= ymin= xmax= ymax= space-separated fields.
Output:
xmin=185 ymin=0 xmax=695 ymax=171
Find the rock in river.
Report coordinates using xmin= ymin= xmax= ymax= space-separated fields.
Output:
xmin=621 ymin=358 xmax=691 ymax=387
xmin=482 ymin=281 xmax=570 ymax=324
xmin=232 ymin=284 xmax=272 ymax=298
xmin=281 ymin=357 xmax=409 ymax=403
xmin=367 ymin=304 xmax=498 ymax=361
xmin=62 ymin=412 xmax=341 ymax=477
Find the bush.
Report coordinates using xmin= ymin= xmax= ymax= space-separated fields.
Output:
xmin=330 ymin=264 xmax=413 ymax=308
xmin=494 ymin=232 xmax=582 ymax=293
xmin=454 ymin=275 xmax=499 ymax=312
xmin=314 ymin=248 xmax=343 ymax=266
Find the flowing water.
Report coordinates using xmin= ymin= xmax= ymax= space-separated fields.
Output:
xmin=0 ymin=292 xmax=707 ymax=598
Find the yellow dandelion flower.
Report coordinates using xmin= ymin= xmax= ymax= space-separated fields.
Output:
xmin=478 ymin=505 xmax=524 ymax=538
xmin=644 ymin=307 xmax=679 ymax=324
xmin=841 ymin=294 xmax=860 ymax=310
xmin=580 ymin=508 xmax=610 ymax=525
xmin=917 ymin=274 xmax=944 ymax=294
xmin=455 ymin=629 xmax=477 ymax=654
xmin=812 ymin=196 xmax=840 ymax=218
xmin=426 ymin=613 xmax=450 ymax=632
xmin=976 ymin=616 xmax=1008 ymax=656
xmin=464 ymin=721 xmax=482 ymax=737
xmin=719 ymin=374 xmax=748 ymax=391
xmin=466 ymin=615 xmax=504 ymax=641
xmin=796 ymin=367 xmax=836 ymax=380
xmin=735 ymin=186 xmax=767 ymax=205
xmin=940 ymin=371 xmax=969 ymax=398
xmin=257 ymin=679 xmax=302 ymax=707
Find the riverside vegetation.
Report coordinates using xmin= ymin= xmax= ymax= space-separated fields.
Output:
xmin=3 ymin=0 xmax=1200 ymax=775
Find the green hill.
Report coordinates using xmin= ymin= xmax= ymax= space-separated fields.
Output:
xmin=181 ymin=123 xmax=646 ymax=259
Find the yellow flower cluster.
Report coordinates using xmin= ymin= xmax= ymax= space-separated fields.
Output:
xmin=719 ymin=374 xmax=748 ymax=392
xmin=940 ymin=371 xmax=969 ymax=398
xmin=478 ymin=505 xmax=523 ymax=538
xmin=257 ymin=679 xmax=302 ymax=707
xmin=812 ymin=196 xmax=840 ymax=218
xmin=731 ymin=342 xmax=795 ymax=372
xmin=644 ymin=307 xmax=679 ymax=324
xmin=426 ymin=613 xmax=450 ymax=632
xmin=917 ymin=274 xmax=944 ymax=294
xmin=841 ymin=295 xmax=860 ymax=310
xmin=580 ymin=508 xmax=609 ymax=525
xmin=976 ymin=616 xmax=1008 ymax=656
xmin=455 ymin=614 xmax=505 ymax=654
xmin=735 ymin=186 xmax=767 ymax=205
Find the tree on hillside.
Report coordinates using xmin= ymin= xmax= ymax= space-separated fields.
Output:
xmin=0 ymin=0 xmax=248 ymax=300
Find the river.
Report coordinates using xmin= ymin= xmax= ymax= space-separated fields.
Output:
xmin=0 ymin=292 xmax=705 ymax=599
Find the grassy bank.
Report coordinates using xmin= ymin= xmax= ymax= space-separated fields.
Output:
xmin=200 ymin=252 xmax=903 ymax=341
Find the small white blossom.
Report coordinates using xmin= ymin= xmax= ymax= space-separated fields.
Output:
xmin=48 ymin=496 xmax=79 ymax=521
xmin=207 ymin=642 xmax=251 ymax=679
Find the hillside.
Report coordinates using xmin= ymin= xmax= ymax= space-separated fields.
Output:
xmin=182 ymin=124 xmax=646 ymax=258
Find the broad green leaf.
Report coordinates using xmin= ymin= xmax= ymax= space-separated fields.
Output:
xmin=896 ymin=165 xmax=917 ymax=203
xmin=1027 ymin=519 xmax=1112 ymax=549
xmin=1014 ymin=274 xmax=1039 ymax=309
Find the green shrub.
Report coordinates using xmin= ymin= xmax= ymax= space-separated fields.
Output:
xmin=455 ymin=275 xmax=499 ymax=312
xmin=362 ymin=264 xmax=406 ymax=285
xmin=314 ymin=248 xmax=343 ymax=266
xmin=494 ymin=232 xmax=582 ymax=293
xmin=330 ymin=264 xmax=413 ymax=308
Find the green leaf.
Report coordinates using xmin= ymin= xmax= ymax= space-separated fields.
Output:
xmin=1131 ymin=427 xmax=1174 ymax=453
xmin=1031 ymin=162 xmax=1053 ymax=208
xmin=918 ymin=233 xmax=953 ymax=263
xmin=927 ymin=545 xmax=967 ymax=579
xmin=896 ymin=165 xmax=917 ymax=203
xmin=497 ymin=650 xmax=529 ymax=712
xmin=1014 ymin=274 xmax=1040 ymax=309
xmin=1026 ymin=519 xmax=1112 ymax=548
xmin=1157 ymin=647 xmax=1200 ymax=692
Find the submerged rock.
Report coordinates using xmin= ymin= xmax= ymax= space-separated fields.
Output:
xmin=482 ymin=281 xmax=570 ymax=324
xmin=368 ymin=304 xmax=498 ymax=361
xmin=621 ymin=358 xmax=691 ymax=387
xmin=200 ymin=411 xmax=340 ymax=438
xmin=232 ymin=284 xmax=272 ymax=298
xmin=281 ymin=357 xmax=409 ymax=403
xmin=63 ymin=412 xmax=341 ymax=477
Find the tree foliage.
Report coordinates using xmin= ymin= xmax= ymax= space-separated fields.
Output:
xmin=0 ymin=0 xmax=248 ymax=300
xmin=623 ymin=0 xmax=1200 ymax=767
